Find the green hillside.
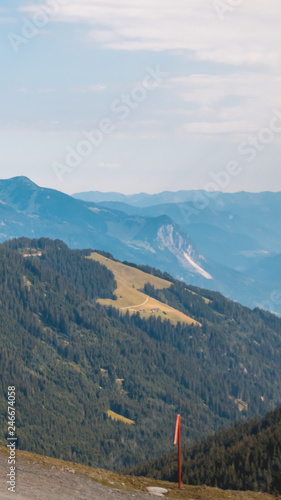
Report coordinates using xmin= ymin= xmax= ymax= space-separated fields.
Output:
xmin=90 ymin=252 xmax=200 ymax=326
xmin=133 ymin=405 xmax=281 ymax=495
xmin=1 ymin=237 xmax=281 ymax=472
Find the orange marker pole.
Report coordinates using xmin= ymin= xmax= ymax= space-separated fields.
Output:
xmin=174 ymin=414 xmax=181 ymax=489
xmin=178 ymin=415 xmax=181 ymax=489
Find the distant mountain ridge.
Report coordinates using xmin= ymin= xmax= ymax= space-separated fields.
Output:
xmin=73 ymin=188 xmax=281 ymax=313
xmin=247 ymin=253 xmax=281 ymax=288
xmin=72 ymin=189 xmax=204 ymax=206
xmin=73 ymin=188 xmax=281 ymax=210
xmin=0 ymin=177 xmax=280 ymax=313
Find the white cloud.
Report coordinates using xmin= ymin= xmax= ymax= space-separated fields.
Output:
xmin=98 ymin=162 xmax=120 ymax=168
xmin=0 ymin=6 xmax=16 ymax=22
xmin=71 ymin=84 xmax=108 ymax=93
xmin=22 ymin=0 xmax=281 ymax=67
xmin=38 ymin=88 xmax=55 ymax=93
xmin=183 ymin=121 xmax=253 ymax=135
xmin=170 ymin=73 xmax=280 ymax=106
xmin=169 ymin=72 xmax=281 ymax=137
xmin=10 ymin=2 xmax=281 ymax=147
xmin=0 ymin=16 xmax=16 ymax=23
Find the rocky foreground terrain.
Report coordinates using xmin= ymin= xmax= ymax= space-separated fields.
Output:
xmin=0 ymin=446 xmax=280 ymax=500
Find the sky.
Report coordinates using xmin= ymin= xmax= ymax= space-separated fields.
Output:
xmin=1 ymin=0 xmax=281 ymax=195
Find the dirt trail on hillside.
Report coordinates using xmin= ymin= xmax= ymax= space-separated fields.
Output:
xmin=0 ymin=453 xmax=150 ymax=500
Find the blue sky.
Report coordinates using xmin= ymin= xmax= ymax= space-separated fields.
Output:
xmin=1 ymin=0 xmax=281 ymax=194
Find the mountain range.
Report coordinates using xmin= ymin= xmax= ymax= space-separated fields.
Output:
xmin=0 ymin=177 xmax=280 ymax=314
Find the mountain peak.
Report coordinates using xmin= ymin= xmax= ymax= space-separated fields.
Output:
xmin=5 ymin=176 xmax=38 ymax=187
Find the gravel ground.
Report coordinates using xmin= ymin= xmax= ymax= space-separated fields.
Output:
xmin=0 ymin=453 xmax=151 ymax=500
xmin=1 ymin=448 xmax=280 ymax=500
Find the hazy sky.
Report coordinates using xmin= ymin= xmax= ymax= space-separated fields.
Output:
xmin=1 ymin=0 xmax=281 ymax=194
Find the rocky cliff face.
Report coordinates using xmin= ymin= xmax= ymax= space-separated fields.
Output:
xmin=156 ymin=224 xmax=213 ymax=280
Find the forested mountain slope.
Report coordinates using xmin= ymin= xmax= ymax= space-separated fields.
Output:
xmin=1 ymin=238 xmax=281 ymax=471
xmin=133 ymin=405 xmax=281 ymax=495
